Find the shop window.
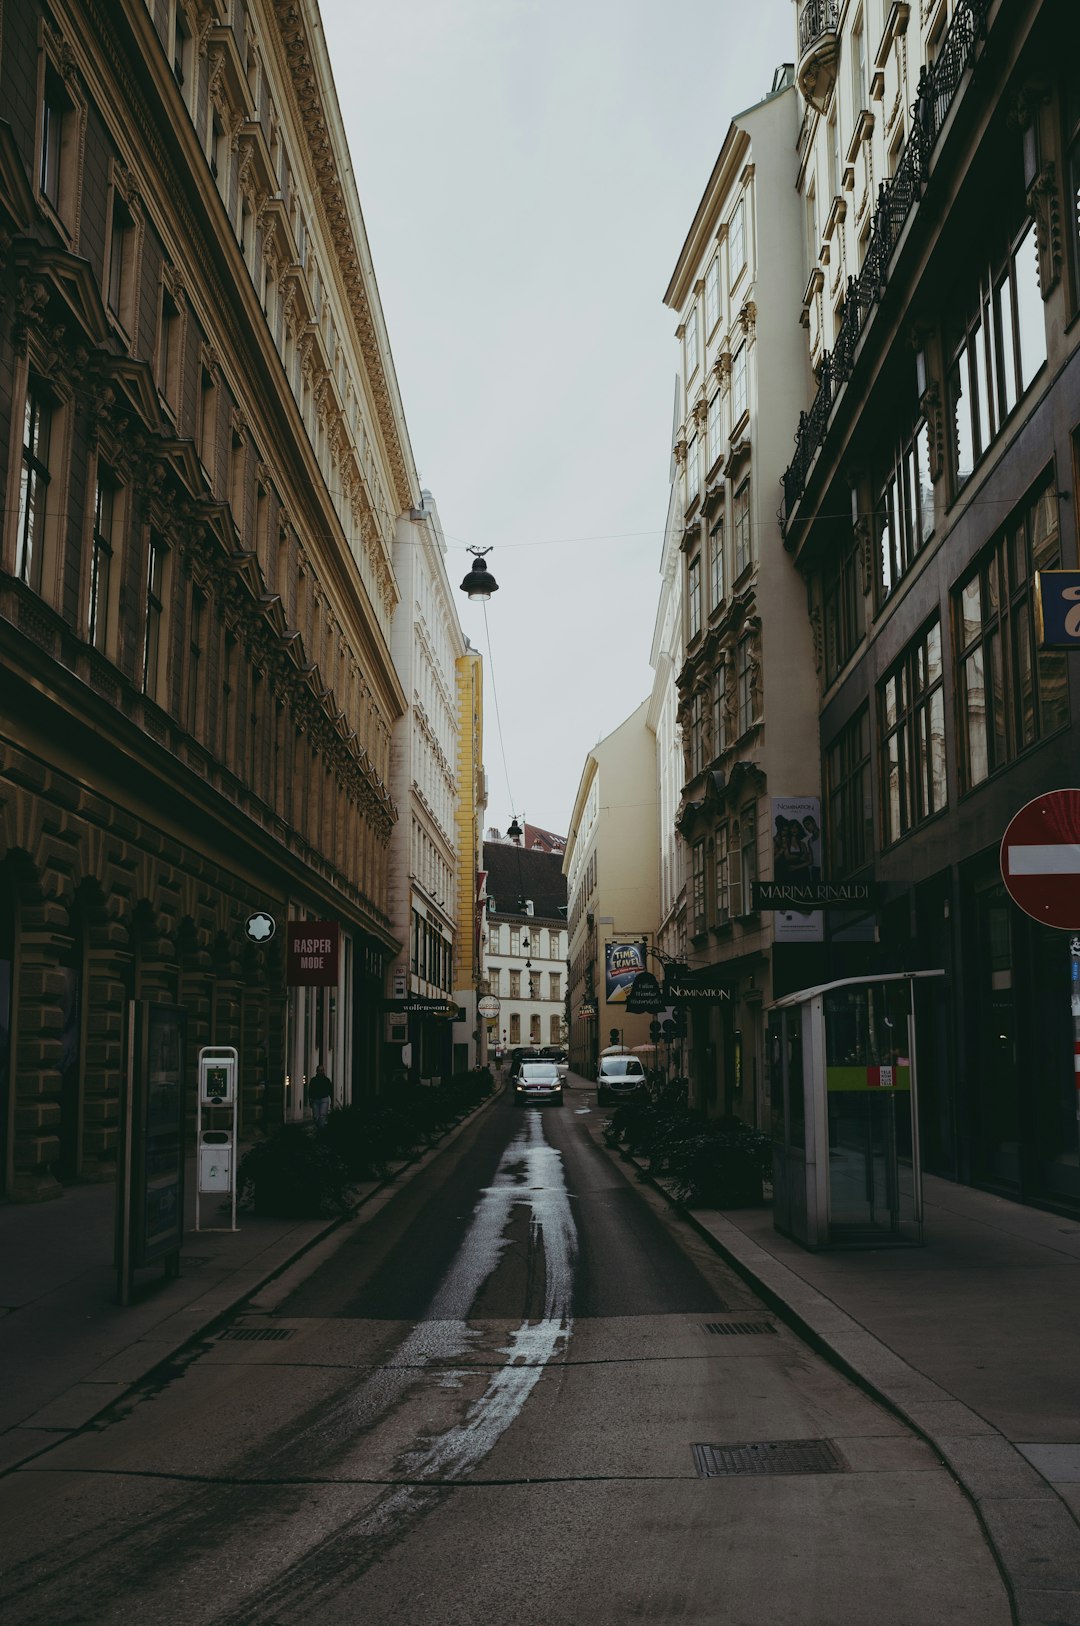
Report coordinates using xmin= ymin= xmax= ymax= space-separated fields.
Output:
xmin=825 ymin=706 xmax=873 ymax=877
xmin=879 ymin=619 xmax=947 ymax=846
xmin=954 ymin=481 xmax=1068 ymax=789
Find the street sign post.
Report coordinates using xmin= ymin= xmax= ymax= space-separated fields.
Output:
xmin=1000 ymin=789 xmax=1080 ymax=929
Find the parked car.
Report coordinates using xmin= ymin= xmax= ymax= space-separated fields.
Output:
xmin=596 ymin=1053 xmax=648 ymax=1106
xmin=540 ymin=1046 xmax=569 ymax=1079
xmin=513 ymin=1061 xmax=563 ymax=1106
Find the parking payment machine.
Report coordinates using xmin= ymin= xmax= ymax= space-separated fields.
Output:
xmin=196 ymin=1046 xmax=238 ymax=1232
xmin=768 ymin=972 xmax=942 ymax=1249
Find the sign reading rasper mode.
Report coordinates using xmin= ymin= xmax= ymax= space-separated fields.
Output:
xmin=286 ymin=921 xmax=341 ymax=986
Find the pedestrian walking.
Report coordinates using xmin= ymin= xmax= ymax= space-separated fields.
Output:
xmin=307 ymin=1061 xmax=333 ymax=1125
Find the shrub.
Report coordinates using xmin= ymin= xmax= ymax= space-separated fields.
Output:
xmin=238 ymin=1124 xmax=353 ymax=1220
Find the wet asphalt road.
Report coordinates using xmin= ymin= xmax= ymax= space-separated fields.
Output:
xmin=0 ymin=1078 xmax=1011 ymax=1625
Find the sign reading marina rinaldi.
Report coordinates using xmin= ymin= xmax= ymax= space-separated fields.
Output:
xmin=751 ymin=880 xmax=877 ymax=910
xmin=286 ymin=921 xmax=341 ymax=987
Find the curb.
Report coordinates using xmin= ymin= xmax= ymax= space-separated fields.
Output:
xmin=0 ymin=1089 xmax=501 ymax=1481
xmin=599 ymin=1126 xmax=1080 ymax=1626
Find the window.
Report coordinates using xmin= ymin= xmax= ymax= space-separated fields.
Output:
xmin=88 ymin=466 xmax=118 ymax=652
xmin=825 ymin=707 xmax=873 ymax=877
xmin=955 ymin=482 xmax=1068 ymax=789
xmin=488 ymin=966 xmax=501 ymax=996
xmin=16 ymin=383 xmax=52 ymax=592
xmin=690 ymin=691 xmax=704 ymax=777
xmin=548 ymin=972 xmax=561 ymax=1001
xmin=530 ymin=1015 xmax=541 ymax=1044
xmin=827 ymin=113 xmax=840 ymax=201
xmin=691 ymin=841 xmax=706 ymax=936
xmin=106 ymin=192 xmax=137 ymax=333
xmin=806 ymin=184 xmax=818 ymax=269
xmin=187 ymin=585 xmax=204 ymax=734
xmin=704 ymin=257 xmax=720 ymax=333
xmin=852 ymin=11 xmax=867 ymax=111
xmin=822 ymin=520 xmax=865 ymax=680
xmin=687 ymin=552 xmax=701 ymax=640
xmin=686 ymin=433 xmax=700 ymax=508
xmin=714 ymin=823 xmax=731 ymax=927
xmin=709 ymin=515 xmax=724 ymax=609
xmin=1068 ymin=46 xmax=1080 ymax=309
xmin=197 ymin=365 xmax=217 ymax=480
xmin=529 ymin=974 xmax=539 ymax=1001
xmin=171 ymin=4 xmax=192 ymax=89
xmin=210 ymin=111 xmax=226 ymax=185
xmin=157 ymin=284 xmax=182 ymax=412
xmin=40 ymin=65 xmax=73 ymax=219
xmin=142 ymin=533 xmax=167 ymax=699
xmin=733 ymin=478 xmax=751 ymax=578
xmin=549 ymin=1016 xmax=561 ymax=1044
xmin=510 ymin=928 xmax=521 ymax=957
xmin=684 ymin=306 xmax=699 ymax=380
xmin=509 ymin=969 xmax=521 ymax=998
xmin=876 ymin=415 xmax=933 ymax=607
xmin=738 ymin=803 xmax=758 ymax=915
xmin=221 ymin=630 xmax=236 ymax=763
xmin=249 ymin=668 xmax=262 ymax=791
xmin=949 ymin=220 xmax=1046 ymax=491
xmin=736 ymin=633 xmax=755 ymax=737
xmin=879 ymin=620 xmax=947 ymax=845
xmin=707 ymin=392 xmax=722 ymax=469
xmin=729 ymin=197 xmax=746 ymax=285
xmin=509 ymin=1013 xmax=521 ymax=1044
xmin=731 ymin=343 xmax=748 ymax=426
xmin=713 ymin=667 xmax=727 ymax=755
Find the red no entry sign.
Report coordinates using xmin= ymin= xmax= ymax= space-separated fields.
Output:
xmin=1000 ymin=790 xmax=1080 ymax=930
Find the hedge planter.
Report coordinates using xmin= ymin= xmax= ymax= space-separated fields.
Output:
xmin=238 ymin=1124 xmax=353 ymax=1220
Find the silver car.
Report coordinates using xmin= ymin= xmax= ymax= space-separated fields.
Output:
xmin=514 ymin=1061 xmax=563 ymax=1106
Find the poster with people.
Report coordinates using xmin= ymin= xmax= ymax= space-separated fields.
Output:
xmin=771 ymin=795 xmax=824 ymax=943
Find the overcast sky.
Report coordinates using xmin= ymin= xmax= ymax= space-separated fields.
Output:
xmin=319 ymin=0 xmax=794 ymax=838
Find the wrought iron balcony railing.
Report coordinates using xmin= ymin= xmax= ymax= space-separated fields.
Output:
xmin=781 ymin=0 xmax=991 ymax=531
xmin=798 ymin=0 xmax=841 ymax=59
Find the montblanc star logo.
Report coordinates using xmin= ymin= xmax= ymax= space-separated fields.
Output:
xmin=245 ymin=912 xmax=276 ymax=944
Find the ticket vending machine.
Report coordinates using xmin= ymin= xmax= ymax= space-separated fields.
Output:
xmin=768 ymin=972 xmax=942 ymax=1249
xmin=196 ymin=1046 xmax=238 ymax=1233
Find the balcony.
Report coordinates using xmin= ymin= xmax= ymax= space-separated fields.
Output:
xmin=781 ymin=0 xmax=991 ymax=534
xmin=797 ymin=0 xmax=841 ymax=112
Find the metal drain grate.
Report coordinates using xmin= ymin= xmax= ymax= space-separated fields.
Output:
xmin=693 ymin=1439 xmax=847 ymax=1478
xmin=217 ymin=1326 xmax=298 ymax=1343
xmin=702 ymin=1320 xmax=776 ymax=1336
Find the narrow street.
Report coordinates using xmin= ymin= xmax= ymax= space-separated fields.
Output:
xmin=0 ymin=1080 xmax=1010 ymax=1626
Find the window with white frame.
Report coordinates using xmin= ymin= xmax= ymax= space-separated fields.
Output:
xmin=731 ymin=343 xmax=748 ymax=425
xmin=686 ymin=433 xmax=700 ymax=507
xmin=729 ymin=197 xmax=746 ymax=286
xmin=684 ymin=305 xmax=700 ymax=381
xmin=709 ymin=515 xmax=724 ymax=609
xmin=688 ymin=551 xmax=701 ymax=640
xmin=707 ymin=390 xmax=722 ymax=468
xmin=733 ymin=478 xmax=752 ymax=578
xmin=705 ymin=257 xmax=720 ymax=334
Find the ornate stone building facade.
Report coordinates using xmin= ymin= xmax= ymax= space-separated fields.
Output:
xmin=0 ymin=0 xmax=419 ymax=1198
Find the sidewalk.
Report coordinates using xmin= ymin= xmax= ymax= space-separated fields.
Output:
xmin=594 ymin=1110 xmax=1080 ymax=1626
xmin=0 ymin=1111 xmax=489 ymax=1479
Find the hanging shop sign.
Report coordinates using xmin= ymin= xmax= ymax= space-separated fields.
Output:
xmin=1034 ymin=571 xmax=1080 ymax=650
xmin=770 ymin=796 xmax=824 ymax=943
xmin=286 ymin=921 xmax=341 ymax=986
xmin=605 ymin=941 xmax=646 ymax=1004
xmin=666 ymin=972 xmax=735 ymax=1002
xmin=244 ymin=911 xmax=276 ymax=943
xmin=384 ymin=996 xmax=458 ymax=1017
xmin=578 ymin=1000 xmax=597 ymax=1021
xmin=625 ymin=970 xmax=664 ymax=1013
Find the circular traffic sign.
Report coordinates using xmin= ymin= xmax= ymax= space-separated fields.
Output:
xmin=1000 ymin=790 xmax=1080 ymax=930
xmin=245 ymin=911 xmax=276 ymax=944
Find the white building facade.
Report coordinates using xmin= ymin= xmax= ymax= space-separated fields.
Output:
xmin=388 ymin=495 xmax=467 ymax=1082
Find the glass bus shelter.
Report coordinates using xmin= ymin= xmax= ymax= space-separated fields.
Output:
xmin=768 ymin=971 xmax=943 ymax=1249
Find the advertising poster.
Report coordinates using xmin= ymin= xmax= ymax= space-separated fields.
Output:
xmin=605 ymin=941 xmax=646 ymax=1004
xmin=771 ymin=796 xmax=824 ymax=943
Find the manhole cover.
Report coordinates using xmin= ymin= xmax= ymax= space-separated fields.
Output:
xmin=217 ymin=1326 xmax=297 ymax=1343
xmin=693 ymin=1439 xmax=847 ymax=1478
xmin=702 ymin=1320 xmax=775 ymax=1336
